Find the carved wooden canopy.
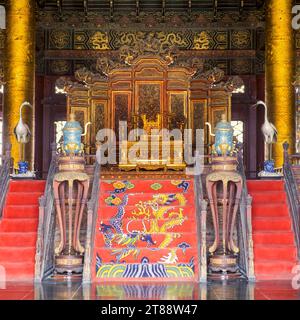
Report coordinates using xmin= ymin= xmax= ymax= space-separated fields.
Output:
xmin=57 ymin=42 xmax=243 ymax=93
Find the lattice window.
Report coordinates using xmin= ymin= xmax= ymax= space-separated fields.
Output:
xmin=55 ymin=121 xmax=66 ymax=150
xmin=231 ymin=120 xmax=244 ymax=144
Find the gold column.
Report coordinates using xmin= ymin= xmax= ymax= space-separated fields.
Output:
xmin=3 ymin=0 xmax=35 ymax=168
xmin=265 ymin=0 xmax=295 ymax=166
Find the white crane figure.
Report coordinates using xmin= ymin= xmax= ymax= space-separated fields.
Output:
xmin=14 ymin=101 xmax=32 ymax=144
xmin=253 ymin=100 xmax=278 ymax=160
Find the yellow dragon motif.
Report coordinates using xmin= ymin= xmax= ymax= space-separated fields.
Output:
xmin=89 ymin=31 xmax=110 ymax=50
xmin=193 ymin=31 xmax=210 ymax=50
xmin=109 ymin=193 xmax=188 ymax=261
xmin=130 ymin=194 xmax=187 ymax=249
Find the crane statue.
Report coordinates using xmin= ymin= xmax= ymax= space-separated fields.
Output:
xmin=14 ymin=101 xmax=32 ymax=144
xmin=252 ymin=100 xmax=278 ymax=161
xmin=13 ymin=101 xmax=32 ymax=166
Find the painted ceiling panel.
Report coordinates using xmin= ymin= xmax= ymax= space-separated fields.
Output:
xmin=35 ymin=0 xmax=264 ymax=12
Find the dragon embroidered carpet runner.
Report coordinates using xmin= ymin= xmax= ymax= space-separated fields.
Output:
xmin=0 ymin=180 xmax=45 ymax=281
xmin=92 ymin=179 xmax=199 ymax=281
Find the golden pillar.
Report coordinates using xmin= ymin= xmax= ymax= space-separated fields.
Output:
xmin=3 ymin=0 xmax=35 ymax=168
xmin=265 ymin=0 xmax=295 ymax=166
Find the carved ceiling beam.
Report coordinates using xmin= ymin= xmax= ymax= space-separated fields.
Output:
xmin=239 ymin=0 xmax=244 ymax=20
xmin=83 ymin=0 xmax=89 ymax=22
xmin=136 ymin=0 xmax=140 ymax=22
xmin=37 ymin=0 xmax=46 ymax=8
xmin=57 ymin=0 xmax=63 ymax=21
xmin=36 ymin=9 xmax=265 ymax=28
xmin=213 ymin=0 xmax=218 ymax=22
xmin=110 ymin=0 xmax=114 ymax=22
xmin=188 ymin=0 xmax=192 ymax=21
xmin=162 ymin=0 xmax=166 ymax=23
xmin=36 ymin=0 xmax=265 ymax=12
xmin=44 ymin=49 xmax=257 ymax=60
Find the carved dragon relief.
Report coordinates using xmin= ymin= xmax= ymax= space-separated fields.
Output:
xmin=211 ymin=75 xmax=245 ymax=92
xmin=223 ymin=76 xmax=245 ymax=92
xmin=95 ymin=34 xmax=181 ymax=76
xmin=195 ymin=67 xmax=225 ymax=83
xmin=55 ymin=76 xmax=85 ymax=94
xmin=94 ymin=40 xmax=203 ymax=77
xmin=56 ymin=36 xmax=243 ymax=91
xmin=192 ymin=66 xmax=244 ymax=90
xmin=95 ymin=55 xmax=123 ymax=76
xmin=75 ymin=67 xmax=107 ymax=85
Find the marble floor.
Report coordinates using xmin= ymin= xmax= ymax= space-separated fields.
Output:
xmin=0 ymin=279 xmax=299 ymax=300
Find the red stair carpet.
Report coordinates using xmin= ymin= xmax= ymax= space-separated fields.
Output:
xmin=247 ymin=180 xmax=298 ymax=280
xmin=0 ymin=180 xmax=45 ymax=281
xmin=92 ymin=179 xmax=199 ymax=281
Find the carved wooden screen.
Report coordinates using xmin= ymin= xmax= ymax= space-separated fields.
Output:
xmin=209 ymin=89 xmax=231 ymax=128
xmin=207 ymin=89 xmax=232 ymax=150
xmin=135 ymin=81 xmax=163 ymax=127
xmin=66 ymin=80 xmax=109 ymax=154
xmin=168 ymin=92 xmax=187 ymax=131
xmin=191 ymin=100 xmax=207 ymax=134
xmin=91 ymin=100 xmax=107 ymax=154
xmin=190 ymin=99 xmax=208 ymax=156
xmin=72 ymin=106 xmax=90 ymax=152
xmin=113 ymin=92 xmax=131 ymax=140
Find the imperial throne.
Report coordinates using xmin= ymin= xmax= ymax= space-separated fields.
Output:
xmin=119 ymin=113 xmax=186 ymax=171
xmin=56 ymin=46 xmax=239 ymax=174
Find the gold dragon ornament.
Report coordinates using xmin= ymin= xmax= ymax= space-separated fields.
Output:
xmin=111 ymin=194 xmax=187 ymax=262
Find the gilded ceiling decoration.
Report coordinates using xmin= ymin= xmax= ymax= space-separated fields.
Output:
xmin=36 ymin=10 xmax=265 ymax=29
xmin=45 ymin=29 xmax=257 ymax=51
xmin=49 ymin=29 xmax=71 ymax=49
xmin=0 ymin=1 xmax=269 ymax=76
xmin=49 ymin=59 xmax=71 ymax=74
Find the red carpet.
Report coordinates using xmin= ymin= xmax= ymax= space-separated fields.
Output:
xmin=1 ymin=178 xmax=297 ymax=282
xmin=92 ymin=179 xmax=199 ymax=281
xmin=0 ymin=180 xmax=45 ymax=281
xmin=247 ymin=180 xmax=298 ymax=280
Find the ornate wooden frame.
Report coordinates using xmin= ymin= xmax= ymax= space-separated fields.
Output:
xmin=56 ymin=49 xmax=241 ymax=156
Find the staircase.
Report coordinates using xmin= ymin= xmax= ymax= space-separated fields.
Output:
xmin=291 ymin=165 xmax=300 ymax=193
xmin=247 ymin=180 xmax=298 ymax=280
xmin=0 ymin=180 xmax=45 ymax=281
xmin=92 ymin=179 xmax=199 ymax=281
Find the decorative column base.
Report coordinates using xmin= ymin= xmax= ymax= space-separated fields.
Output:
xmin=55 ymin=255 xmax=83 ymax=276
xmin=208 ymin=254 xmax=241 ymax=280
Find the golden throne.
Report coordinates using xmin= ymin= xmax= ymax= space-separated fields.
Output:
xmin=119 ymin=113 xmax=186 ymax=172
xmin=141 ymin=114 xmax=161 ymax=134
